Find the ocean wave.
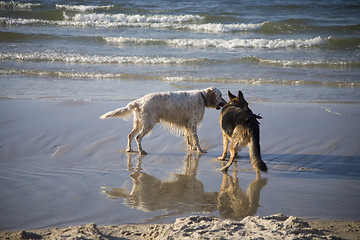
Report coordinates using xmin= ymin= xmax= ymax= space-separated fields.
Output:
xmin=55 ymin=4 xmax=114 ymax=12
xmin=163 ymin=76 xmax=360 ymax=88
xmin=0 ymin=1 xmax=40 ymax=10
xmin=0 ymin=31 xmax=105 ymax=44
xmin=2 ymin=51 xmax=358 ymax=70
xmin=0 ymin=68 xmax=151 ymax=80
xmin=104 ymin=36 xmax=327 ymax=48
xmin=4 ymin=50 xmax=356 ymax=71
xmin=71 ymin=13 xmax=264 ymax=32
xmin=2 ymin=67 xmax=358 ymax=88
xmin=259 ymin=21 xmax=360 ymax=35
xmin=242 ymin=56 xmax=360 ymax=70
xmin=0 ymin=52 xmax=201 ymax=65
xmin=0 ymin=1 xmax=114 ymax=12
xmin=176 ymin=22 xmax=264 ymax=33
xmin=327 ymin=37 xmax=360 ymax=49
xmin=0 ymin=31 xmax=54 ymax=42
xmin=0 ymin=15 xmax=264 ymax=33
xmin=0 ymin=17 xmax=44 ymax=25
xmin=72 ymin=12 xmax=203 ymax=23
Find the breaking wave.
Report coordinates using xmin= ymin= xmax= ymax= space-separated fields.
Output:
xmin=55 ymin=4 xmax=114 ymax=12
xmin=0 ymin=52 xmax=202 ymax=64
xmin=71 ymin=12 xmax=203 ymax=24
xmin=241 ymin=56 xmax=360 ymax=70
xmin=163 ymin=76 xmax=360 ymax=88
xmin=1 ymin=67 xmax=358 ymax=88
xmin=0 ymin=68 xmax=151 ymax=80
xmin=0 ymin=1 xmax=40 ymax=10
xmin=2 ymin=52 xmax=358 ymax=71
xmin=104 ymin=36 xmax=327 ymax=49
xmin=1 ymin=2 xmax=359 ymax=36
xmin=0 ymin=16 xmax=263 ymax=33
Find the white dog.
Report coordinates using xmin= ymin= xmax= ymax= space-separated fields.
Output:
xmin=100 ymin=87 xmax=226 ymax=155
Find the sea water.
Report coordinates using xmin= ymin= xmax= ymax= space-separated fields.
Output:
xmin=0 ymin=0 xmax=359 ymax=103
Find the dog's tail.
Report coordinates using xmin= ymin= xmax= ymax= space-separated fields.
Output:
xmin=99 ymin=101 xmax=138 ymax=120
xmin=248 ymin=126 xmax=267 ymax=174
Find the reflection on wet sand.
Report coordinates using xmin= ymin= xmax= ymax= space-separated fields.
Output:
xmin=103 ymin=153 xmax=217 ymax=215
xmin=102 ymin=153 xmax=267 ymax=219
xmin=218 ymin=163 xmax=267 ymax=219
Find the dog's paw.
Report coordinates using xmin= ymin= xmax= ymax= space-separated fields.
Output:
xmin=217 ymin=156 xmax=226 ymax=161
xmin=139 ymin=150 xmax=147 ymax=155
xmin=198 ymin=149 xmax=207 ymax=154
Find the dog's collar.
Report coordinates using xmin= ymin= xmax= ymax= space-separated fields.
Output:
xmin=200 ymin=92 xmax=207 ymax=107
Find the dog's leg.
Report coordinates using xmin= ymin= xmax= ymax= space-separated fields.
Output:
xmin=126 ymin=120 xmax=141 ymax=152
xmin=185 ymin=129 xmax=196 ymax=150
xmin=135 ymin=123 xmax=153 ymax=155
xmin=221 ymin=139 xmax=241 ymax=171
xmin=188 ymin=126 xmax=206 ymax=154
xmin=218 ymin=132 xmax=229 ymax=160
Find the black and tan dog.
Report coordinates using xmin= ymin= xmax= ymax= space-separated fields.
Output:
xmin=218 ymin=90 xmax=267 ymax=177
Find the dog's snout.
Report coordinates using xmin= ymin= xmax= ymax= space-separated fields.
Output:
xmin=216 ymin=98 xmax=227 ymax=110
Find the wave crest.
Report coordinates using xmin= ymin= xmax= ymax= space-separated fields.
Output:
xmin=72 ymin=13 xmax=203 ymax=24
xmin=55 ymin=4 xmax=114 ymax=12
xmin=104 ymin=36 xmax=327 ymax=48
xmin=0 ymin=52 xmax=200 ymax=65
xmin=2 ymin=67 xmax=358 ymax=88
xmin=242 ymin=56 xmax=360 ymax=70
xmin=0 ymin=1 xmax=40 ymax=10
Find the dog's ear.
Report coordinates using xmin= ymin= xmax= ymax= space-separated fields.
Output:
xmin=238 ymin=90 xmax=244 ymax=100
xmin=228 ymin=91 xmax=236 ymax=99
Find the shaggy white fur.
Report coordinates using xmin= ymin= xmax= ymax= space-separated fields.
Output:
xmin=100 ymin=87 xmax=226 ymax=155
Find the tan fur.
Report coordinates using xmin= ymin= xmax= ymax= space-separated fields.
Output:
xmin=100 ymin=87 xmax=226 ymax=155
xmin=218 ymin=90 xmax=267 ymax=177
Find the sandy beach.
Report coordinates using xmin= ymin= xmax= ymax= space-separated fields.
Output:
xmin=1 ymin=214 xmax=360 ymax=240
xmin=0 ymin=99 xmax=359 ymax=239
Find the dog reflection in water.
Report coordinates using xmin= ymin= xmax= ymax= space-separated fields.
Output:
xmin=102 ymin=153 xmax=217 ymax=214
xmin=218 ymin=162 xmax=267 ymax=219
xmin=102 ymin=154 xmax=267 ymax=219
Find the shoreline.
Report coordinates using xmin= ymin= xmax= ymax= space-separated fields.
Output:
xmin=1 ymin=214 xmax=359 ymax=240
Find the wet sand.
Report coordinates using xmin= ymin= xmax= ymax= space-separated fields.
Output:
xmin=0 ymin=99 xmax=359 ymax=238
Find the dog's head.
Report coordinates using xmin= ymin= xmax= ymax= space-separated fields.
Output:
xmin=226 ymin=90 xmax=249 ymax=111
xmin=206 ymin=87 xmax=227 ymax=110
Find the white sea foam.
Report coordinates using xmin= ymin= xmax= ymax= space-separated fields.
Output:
xmin=0 ymin=52 xmax=197 ymax=64
xmin=104 ymin=36 xmax=328 ymax=49
xmin=0 ymin=68 xmax=125 ymax=79
xmin=251 ymin=57 xmax=360 ymax=69
xmin=0 ymin=15 xmax=264 ymax=33
xmin=0 ymin=1 xmax=40 ymax=10
xmin=1 ymin=66 xmax=357 ymax=88
xmin=72 ymin=13 xmax=204 ymax=23
xmin=71 ymin=13 xmax=263 ymax=32
xmin=0 ymin=17 xmax=43 ymax=25
xmin=167 ymin=37 xmax=326 ymax=48
xmin=180 ymin=22 xmax=265 ymax=32
xmin=55 ymin=4 xmax=114 ymax=12
xmin=161 ymin=76 xmax=360 ymax=88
